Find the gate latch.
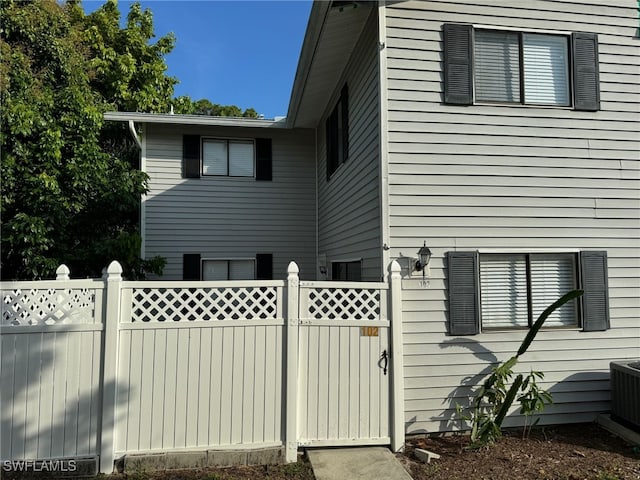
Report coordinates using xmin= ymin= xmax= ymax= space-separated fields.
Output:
xmin=380 ymin=349 xmax=388 ymax=375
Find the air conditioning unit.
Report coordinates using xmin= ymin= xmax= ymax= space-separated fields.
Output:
xmin=610 ymin=360 xmax=640 ymax=431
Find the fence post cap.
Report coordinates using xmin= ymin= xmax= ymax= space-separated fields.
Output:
xmin=56 ymin=264 xmax=70 ymax=280
xmin=390 ymin=260 xmax=402 ymax=275
xmin=287 ymin=261 xmax=299 ymax=274
xmin=106 ymin=260 xmax=123 ymax=280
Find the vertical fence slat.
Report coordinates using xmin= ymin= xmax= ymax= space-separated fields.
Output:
xmin=220 ymin=327 xmax=234 ymax=445
xmin=242 ymin=327 xmax=256 ymax=444
xmin=150 ymin=329 xmax=166 ymax=450
xmin=252 ymin=326 xmax=266 ymax=443
xmin=139 ymin=329 xmax=156 ymax=450
xmin=197 ymin=328 xmax=212 ymax=447
xmin=264 ymin=325 xmax=278 ymax=442
xmin=36 ymin=333 xmax=53 ymax=460
xmin=186 ymin=330 xmax=200 ymax=447
xmin=338 ymin=327 xmax=350 ymax=438
xmin=209 ymin=329 xmax=224 ymax=445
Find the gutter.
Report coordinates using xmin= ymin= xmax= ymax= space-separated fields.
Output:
xmin=104 ymin=111 xmax=288 ymax=129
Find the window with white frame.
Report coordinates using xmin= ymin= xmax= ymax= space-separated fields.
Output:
xmin=202 ymin=139 xmax=254 ymax=177
xmin=202 ymin=259 xmax=255 ymax=280
xmin=479 ymin=253 xmax=578 ymax=329
xmin=443 ymin=24 xmax=600 ymax=111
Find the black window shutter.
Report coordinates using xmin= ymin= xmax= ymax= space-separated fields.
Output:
xmin=580 ymin=251 xmax=610 ymax=331
xmin=183 ymin=253 xmax=201 ymax=280
xmin=443 ymin=23 xmax=473 ymax=105
xmin=255 ymin=138 xmax=272 ymax=181
xmin=341 ymin=85 xmax=349 ymax=163
xmin=447 ymin=251 xmax=480 ymax=335
xmin=256 ymin=253 xmax=273 ymax=280
xmin=572 ymin=32 xmax=600 ymax=111
xmin=183 ymin=135 xmax=201 ymax=178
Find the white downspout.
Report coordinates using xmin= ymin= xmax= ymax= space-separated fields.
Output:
xmin=128 ymin=120 xmax=142 ymax=150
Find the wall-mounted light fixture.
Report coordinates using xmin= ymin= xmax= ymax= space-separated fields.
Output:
xmin=415 ymin=242 xmax=432 ymax=272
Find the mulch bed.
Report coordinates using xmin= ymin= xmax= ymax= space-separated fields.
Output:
xmin=399 ymin=423 xmax=640 ymax=480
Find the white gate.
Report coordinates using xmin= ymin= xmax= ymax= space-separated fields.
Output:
xmin=296 ymin=282 xmax=391 ymax=447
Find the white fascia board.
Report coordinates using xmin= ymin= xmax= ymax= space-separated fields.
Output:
xmin=103 ymin=112 xmax=288 ymax=129
xmin=285 ymin=2 xmax=331 ymax=128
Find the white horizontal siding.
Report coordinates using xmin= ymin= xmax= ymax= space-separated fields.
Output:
xmin=383 ymin=0 xmax=640 ymax=434
xmin=143 ymin=125 xmax=316 ymax=280
xmin=317 ymin=11 xmax=382 ymax=281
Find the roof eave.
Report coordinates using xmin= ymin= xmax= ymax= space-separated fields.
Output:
xmin=103 ymin=111 xmax=288 ymax=129
xmin=285 ymin=1 xmax=332 ymax=129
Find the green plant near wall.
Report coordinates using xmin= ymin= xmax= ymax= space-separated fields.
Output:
xmin=457 ymin=289 xmax=584 ymax=447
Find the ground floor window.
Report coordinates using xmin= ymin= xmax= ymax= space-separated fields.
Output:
xmin=480 ymin=253 xmax=578 ymax=329
xmin=332 ymin=260 xmax=361 ymax=281
xmin=202 ymin=259 xmax=255 ymax=280
xmin=447 ymin=250 xmax=609 ymax=335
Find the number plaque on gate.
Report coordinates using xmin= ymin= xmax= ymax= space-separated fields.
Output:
xmin=360 ymin=326 xmax=379 ymax=337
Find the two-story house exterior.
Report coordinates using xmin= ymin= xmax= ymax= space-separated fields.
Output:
xmin=106 ymin=0 xmax=639 ymax=435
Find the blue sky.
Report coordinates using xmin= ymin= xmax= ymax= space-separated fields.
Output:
xmin=84 ymin=1 xmax=313 ymax=119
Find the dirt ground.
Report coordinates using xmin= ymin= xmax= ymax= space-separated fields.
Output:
xmin=108 ymin=423 xmax=638 ymax=480
xmin=399 ymin=423 xmax=640 ymax=480
xmin=8 ymin=422 xmax=635 ymax=479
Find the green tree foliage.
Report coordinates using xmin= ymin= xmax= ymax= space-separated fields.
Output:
xmin=174 ymin=96 xmax=259 ymax=118
xmin=0 ymin=0 xmax=168 ymax=279
xmin=1 ymin=0 xmax=260 ymax=280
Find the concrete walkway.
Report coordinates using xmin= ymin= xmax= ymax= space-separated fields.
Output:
xmin=307 ymin=447 xmax=413 ymax=480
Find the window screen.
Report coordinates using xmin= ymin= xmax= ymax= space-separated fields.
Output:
xmin=480 ymin=255 xmax=529 ymax=328
xmin=474 ymin=30 xmax=521 ymax=103
xmin=229 ymin=141 xmax=254 ymax=177
xmin=202 ymin=140 xmax=228 ymax=175
xmin=530 ymin=254 xmax=577 ymax=326
xmin=523 ymin=33 xmax=570 ymax=105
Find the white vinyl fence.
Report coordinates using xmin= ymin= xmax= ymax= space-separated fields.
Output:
xmin=1 ymin=261 xmax=404 ymax=473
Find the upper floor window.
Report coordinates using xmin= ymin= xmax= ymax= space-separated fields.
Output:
xmin=475 ymin=30 xmax=570 ymax=106
xmin=203 ymin=139 xmax=254 ymax=177
xmin=326 ymin=84 xmax=349 ymax=180
xmin=443 ymin=23 xmax=600 ymax=111
xmin=182 ymin=135 xmax=272 ymax=180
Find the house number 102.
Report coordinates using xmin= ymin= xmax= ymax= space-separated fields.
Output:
xmin=360 ymin=327 xmax=379 ymax=337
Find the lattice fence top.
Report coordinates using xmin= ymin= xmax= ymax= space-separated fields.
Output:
xmin=307 ymin=288 xmax=381 ymax=320
xmin=130 ymin=286 xmax=278 ymax=322
xmin=2 ymin=288 xmax=96 ymax=326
